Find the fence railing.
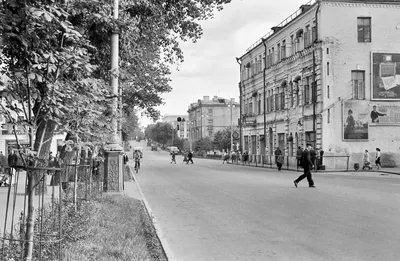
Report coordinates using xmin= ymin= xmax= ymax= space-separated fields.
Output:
xmin=1 ymin=157 xmax=106 ymax=261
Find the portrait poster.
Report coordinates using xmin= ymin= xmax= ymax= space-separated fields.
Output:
xmin=369 ymin=103 xmax=400 ymax=125
xmin=343 ymin=100 xmax=369 ymax=141
xmin=372 ymin=52 xmax=400 ymax=100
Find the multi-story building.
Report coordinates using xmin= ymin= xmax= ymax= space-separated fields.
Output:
xmin=187 ymin=96 xmax=240 ymax=145
xmin=161 ymin=115 xmax=188 ymax=139
xmin=237 ymin=0 xmax=400 ymax=168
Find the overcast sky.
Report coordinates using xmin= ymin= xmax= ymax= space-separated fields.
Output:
xmin=148 ymin=0 xmax=309 ymax=124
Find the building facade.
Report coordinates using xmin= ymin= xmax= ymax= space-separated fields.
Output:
xmin=161 ymin=115 xmax=188 ymax=139
xmin=187 ymin=96 xmax=240 ymax=145
xmin=238 ymin=0 xmax=400 ymax=168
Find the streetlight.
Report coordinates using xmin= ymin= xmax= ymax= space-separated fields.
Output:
xmin=228 ymin=99 xmax=236 ymax=152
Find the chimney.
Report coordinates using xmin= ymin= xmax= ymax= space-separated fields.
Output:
xmin=203 ymin=96 xmax=209 ymax=102
xmin=213 ymin=95 xmax=218 ymax=101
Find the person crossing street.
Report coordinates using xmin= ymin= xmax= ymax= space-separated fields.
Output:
xmin=294 ymin=143 xmax=315 ymax=188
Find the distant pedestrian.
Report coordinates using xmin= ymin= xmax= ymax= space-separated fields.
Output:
xmin=243 ymin=150 xmax=249 ymax=165
xmin=187 ymin=151 xmax=194 ymax=164
xmin=183 ymin=152 xmax=188 ymax=163
xmin=123 ymin=153 xmax=129 ymax=165
xmin=375 ymin=148 xmax=382 ymax=170
xmin=294 ymin=143 xmax=315 ymax=188
xmin=222 ymin=151 xmax=229 ymax=164
xmin=231 ymin=150 xmax=237 ymax=163
xmin=296 ymin=146 xmax=303 ymax=168
xmin=171 ymin=151 xmax=176 ymax=164
xmin=274 ymin=147 xmax=282 ymax=170
xmin=362 ymin=149 xmax=371 ymax=170
xmin=276 ymin=154 xmax=284 ymax=171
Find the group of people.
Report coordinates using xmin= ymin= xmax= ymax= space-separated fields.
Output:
xmin=180 ymin=151 xmax=194 ymax=164
xmin=362 ymin=148 xmax=382 ymax=170
xmin=222 ymin=150 xmax=240 ymax=164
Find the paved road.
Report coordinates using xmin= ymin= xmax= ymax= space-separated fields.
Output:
xmin=133 ymin=142 xmax=400 ymax=261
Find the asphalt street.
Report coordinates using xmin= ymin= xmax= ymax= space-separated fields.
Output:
xmin=133 ymin=142 xmax=400 ymax=261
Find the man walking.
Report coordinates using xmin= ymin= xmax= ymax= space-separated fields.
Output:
xmin=294 ymin=143 xmax=315 ymax=188
xmin=187 ymin=151 xmax=194 ymax=164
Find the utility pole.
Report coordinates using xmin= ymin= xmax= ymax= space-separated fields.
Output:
xmin=104 ymin=0 xmax=123 ymax=192
xmin=230 ymin=101 xmax=233 ymax=152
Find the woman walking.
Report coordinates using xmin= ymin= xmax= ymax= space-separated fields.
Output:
xmin=375 ymin=148 xmax=382 ymax=170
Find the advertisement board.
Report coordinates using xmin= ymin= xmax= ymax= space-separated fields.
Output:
xmin=343 ymin=100 xmax=369 ymax=141
xmin=369 ymin=103 xmax=400 ymax=125
xmin=372 ymin=52 xmax=400 ymax=100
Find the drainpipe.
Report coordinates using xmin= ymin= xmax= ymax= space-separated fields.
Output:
xmin=236 ymin=57 xmax=242 ymax=152
xmin=262 ymin=40 xmax=267 ymax=158
xmin=312 ymin=0 xmax=321 ymax=152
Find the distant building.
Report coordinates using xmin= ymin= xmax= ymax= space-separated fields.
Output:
xmin=187 ymin=96 xmax=240 ymax=144
xmin=237 ymin=0 xmax=400 ymax=168
xmin=161 ymin=115 xmax=188 ymax=139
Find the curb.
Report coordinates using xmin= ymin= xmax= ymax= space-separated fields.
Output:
xmin=130 ymin=170 xmax=177 ymax=261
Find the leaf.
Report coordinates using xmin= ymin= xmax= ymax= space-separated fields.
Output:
xmin=43 ymin=12 xmax=52 ymax=22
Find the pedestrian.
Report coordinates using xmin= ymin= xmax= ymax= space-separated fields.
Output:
xmin=0 ymin=151 xmax=6 ymax=174
xmin=123 ymin=152 xmax=129 ymax=165
xmin=362 ymin=149 xmax=371 ymax=170
xmin=183 ymin=151 xmax=188 ymax=163
xmin=276 ymin=153 xmax=284 ymax=171
xmin=296 ymin=146 xmax=303 ymax=168
xmin=375 ymin=148 xmax=382 ymax=170
xmin=294 ymin=143 xmax=316 ymax=188
xmin=274 ymin=147 xmax=282 ymax=170
xmin=243 ymin=150 xmax=249 ymax=165
xmin=187 ymin=151 xmax=194 ymax=164
xmin=231 ymin=150 xmax=237 ymax=164
xmin=171 ymin=151 xmax=176 ymax=164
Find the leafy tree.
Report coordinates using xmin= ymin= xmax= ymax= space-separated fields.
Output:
xmin=213 ymin=128 xmax=232 ymax=151
xmin=145 ymin=122 xmax=176 ymax=146
xmin=121 ymin=110 xmax=139 ymax=141
xmin=194 ymin=137 xmax=214 ymax=152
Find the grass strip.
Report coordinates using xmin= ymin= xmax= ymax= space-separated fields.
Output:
xmin=63 ymin=195 xmax=167 ymax=261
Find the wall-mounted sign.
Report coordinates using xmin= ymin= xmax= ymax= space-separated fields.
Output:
xmin=372 ymin=52 xmax=400 ymax=100
xmin=343 ymin=100 xmax=369 ymax=141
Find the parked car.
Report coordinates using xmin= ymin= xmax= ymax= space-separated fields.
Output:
xmin=169 ymin=146 xmax=180 ymax=154
xmin=151 ymin=144 xmax=158 ymax=151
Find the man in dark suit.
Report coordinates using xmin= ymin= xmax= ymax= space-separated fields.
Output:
xmin=293 ymin=143 xmax=315 ymax=188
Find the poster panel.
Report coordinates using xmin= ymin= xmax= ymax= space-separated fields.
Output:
xmin=372 ymin=52 xmax=400 ymax=100
xmin=343 ymin=100 xmax=369 ymax=141
xmin=369 ymin=103 xmax=400 ymax=125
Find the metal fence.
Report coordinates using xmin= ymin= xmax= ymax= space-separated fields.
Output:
xmin=1 ymin=157 xmax=104 ymax=260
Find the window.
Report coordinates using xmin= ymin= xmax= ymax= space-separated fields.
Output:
xmin=208 ymin=109 xmax=213 ymax=115
xmin=281 ymin=40 xmax=286 ymax=59
xmin=327 ymin=48 xmax=329 ymax=55
xmin=327 ymin=62 xmax=330 ymax=75
xmin=327 ymin=85 xmax=330 ymax=98
xmin=262 ymin=53 xmax=266 ymax=69
xmin=275 ymin=92 xmax=279 ymax=111
xmin=295 ymin=82 xmax=300 ymax=106
xmin=258 ymin=55 xmax=262 ymax=73
xmin=304 ymin=77 xmax=310 ymax=104
xmin=278 ymin=133 xmax=285 ymax=155
xmin=290 ymin=35 xmax=294 ymax=56
xmin=305 ymin=131 xmax=316 ymax=148
xmin=280 ymin=91 xmax=285 ymax=110
xmin=208 ymin=130 xmax=213 ymax=136
xmin=352 ymin=70 xmax=365 ymax=99
xmin=290 ymin=82 xmax=294 ymax=107
xmin=312 ymin=26 xmax=316 ymax=42
xmin=277 ymin=43 xmax=281 ymax=62
xmin=271 ymin=47 xmax=275 ymax=64
xmin=328 ymin=109 xmax=331 ymax=123
xmin=357 ymin=17 xmax=371 ymax=42
xmin=258 ymin=95 xmax=262 ymax=115
xmin=304 ymin=25 xmax=310 ymax=47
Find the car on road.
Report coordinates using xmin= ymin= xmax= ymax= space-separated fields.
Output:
xmin=169 ymin=146 xmax=180 ymax=154
xmin=151 ymin=144 xmax=158 ymax=151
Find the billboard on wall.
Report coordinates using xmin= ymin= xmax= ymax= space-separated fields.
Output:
xmin=343 ymin=100 xmax=369 ymax=141
xmin=372 ymin=52 xmax=400 ymax=100
xmin=369 ymin=103 xmax=400 ymax=125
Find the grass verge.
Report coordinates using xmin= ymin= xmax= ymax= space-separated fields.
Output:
xmin=63 ymin=195 xmax=167 ymax=261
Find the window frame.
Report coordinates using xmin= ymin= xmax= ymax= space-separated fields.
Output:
xmin=357 ymin=17 xmax=371 ymax=43
xmin=351 ymin=70 xmax=365 ymax=100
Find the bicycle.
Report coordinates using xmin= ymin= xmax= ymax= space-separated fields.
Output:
xmin=134 ymin=160 xmax=140 ymax=173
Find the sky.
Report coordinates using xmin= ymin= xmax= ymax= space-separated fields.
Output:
xmin=142 ymin=0 xmax=310 ymax=126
